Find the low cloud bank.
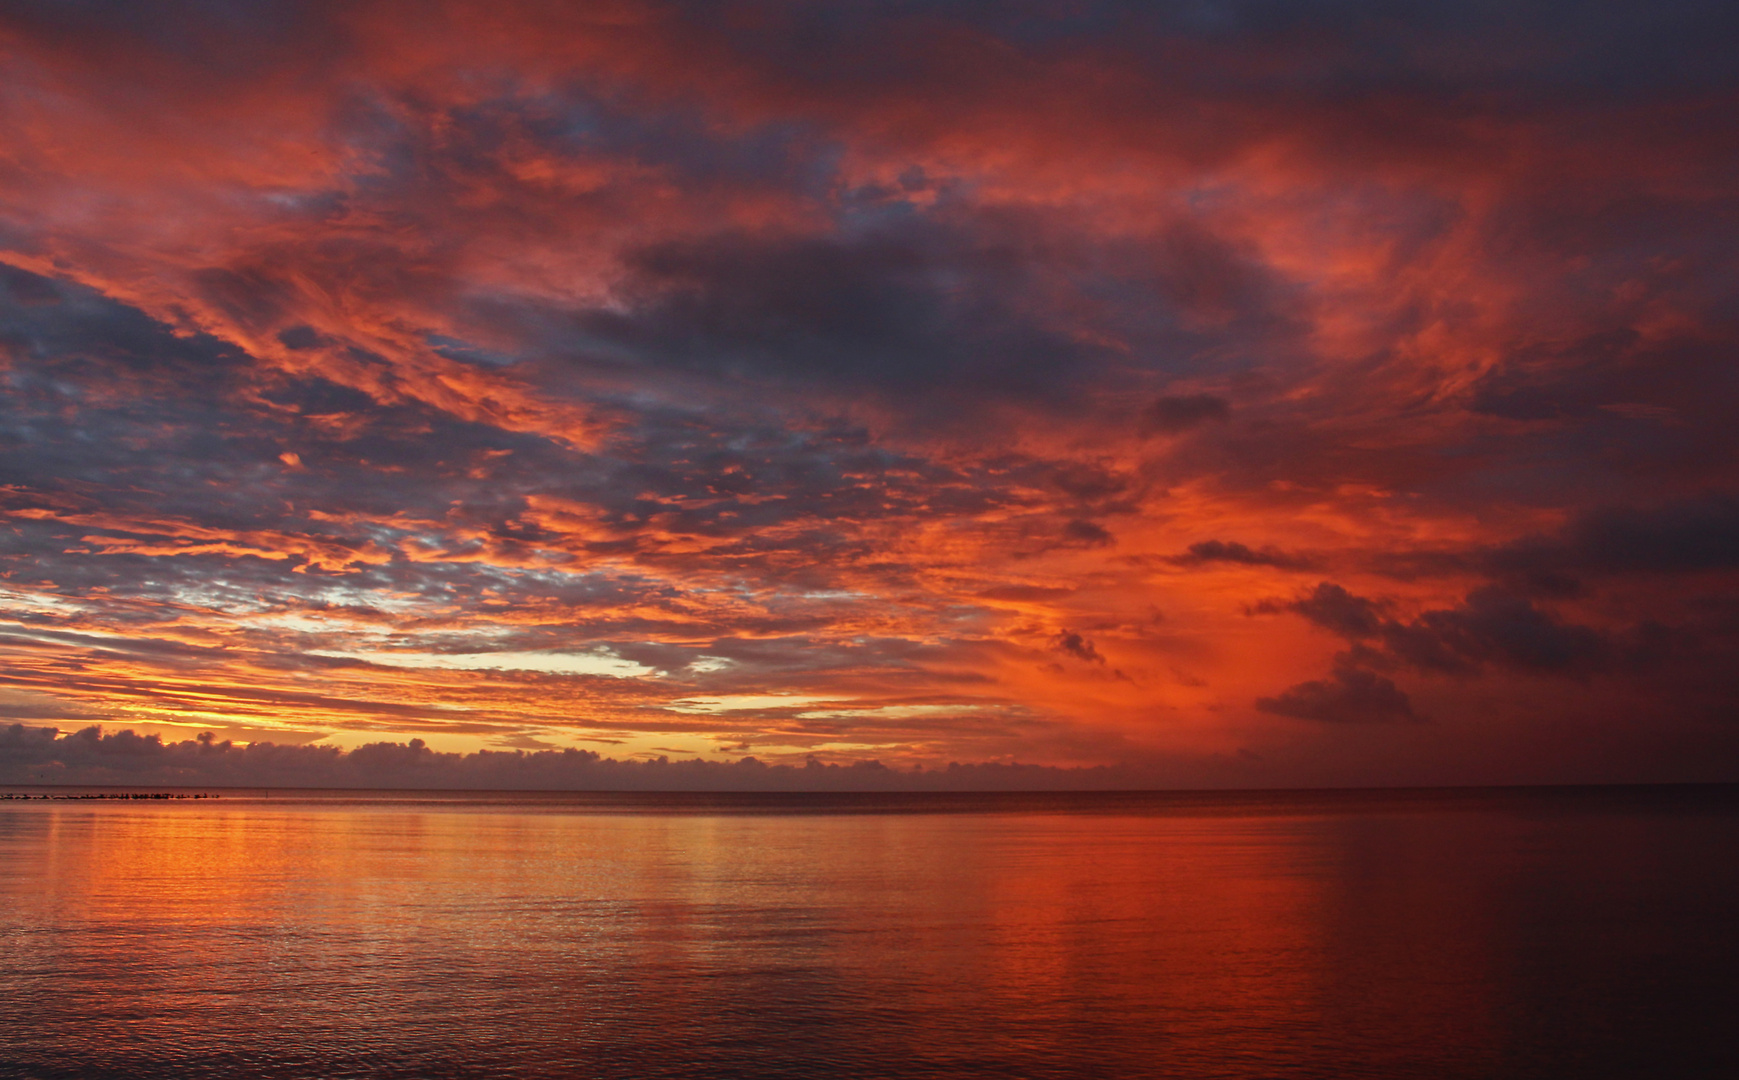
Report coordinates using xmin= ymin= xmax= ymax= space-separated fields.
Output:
xmin=0 ymin=726 xmax=1158 ymax=792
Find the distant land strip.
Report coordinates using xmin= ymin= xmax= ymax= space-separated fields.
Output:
xmin=0 ymin=792 xmax=217 ymax=800
xmin=2 ymin=724 xmax=1174 ymax=792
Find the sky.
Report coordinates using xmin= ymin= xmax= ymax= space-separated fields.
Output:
xmin=2 ymin=0 xmax=1737 ymax=788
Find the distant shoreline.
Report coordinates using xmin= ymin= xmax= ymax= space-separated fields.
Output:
xmin=4 ymin=783 xmax=1736 ymax=818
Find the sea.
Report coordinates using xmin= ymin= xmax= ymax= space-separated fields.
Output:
xmin=1 ymin=786 xmax=1736 ymax=1079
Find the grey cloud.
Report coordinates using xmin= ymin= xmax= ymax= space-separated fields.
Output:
xmin=1459 ymin=495 xmax=1739 ymax=601
xmin=1255 ymin=662 xmax=1416 ymax=724
xmin=1173 ymin=539 xmax=1312 ymax=570
xmin=2 ymin=724 xmax=1172 ymax=792
xmin=1142 ymin=394 xmax=1230 ymax=436
xmin=1568 ymin=497 xmax=1739 ymax=574
xmin=580 ymin=223 xmax=1106 ymax=402
xmin=1400 ymin=588 xmax=1608 ymax=675
xmin=1051 ymin=630 xmax=1105 ymax=664
xmin=1270 ymin=582 xmax=1385 ymax=638
xmin=1506 ymin=496 xmax=1739 ymax=579
xmin=1268 ymin=582 xmax=1609 ymax=677
xmin=1062 ymin=519 xmax=1114 ymax=546
xmin=1 ymin=265 xmax=1093 ymax=641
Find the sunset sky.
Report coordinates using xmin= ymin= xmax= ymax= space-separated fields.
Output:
xmin=2 ymin=0 xmax=1736 ymax=786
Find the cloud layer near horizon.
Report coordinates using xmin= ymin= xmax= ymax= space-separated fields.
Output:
xmin=0 ymin=723 xmax=1181 ymax=791
xmin=2 ymin=1 xmax=1737 ymax=786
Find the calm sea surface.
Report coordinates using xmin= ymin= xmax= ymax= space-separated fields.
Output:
xmin=2 ymin=786 xmax=1736 ymax=1079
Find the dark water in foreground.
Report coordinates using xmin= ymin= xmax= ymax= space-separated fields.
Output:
xmin=2 ymin=787 xmax=1736 ymax=1079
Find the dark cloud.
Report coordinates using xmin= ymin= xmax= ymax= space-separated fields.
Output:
xmin=1567 ymin=497 xmax=1739 ymax=574
xmin=1490 ymin=497 xmax=1739 ymax=591
xmin=1400 ymin=588 xmax=1608 ymax=675
xmin=1256 ymin=662 xmax=1416 ymax=724
xmin=576 ymin=223 xmax=1110 ymax=402
xmin=1269 ymin=582 xmax=1610 ymax=678
xmin=1052 ymin=630 xmax=1105 ymax=665
xmin=1142 ymin=395 xmax=1231 ymax=436
xmin=1 ymin=724 xmax=1172 ymax=791
xmin=1 ymin=0 xmax=1737 ymax=782
xmin=1062 ymin=519 xmax=1114 ymax=546
xmin=1266 ymin=582 xmax=1385 ymax=638
xmin=0 ymin=263 xmax=60 ymax=306
xmin=1174 ymin=539 xmax=1311 ymax=570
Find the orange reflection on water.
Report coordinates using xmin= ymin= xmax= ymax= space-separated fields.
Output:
xmin=3 ymin=790 xmax=1734 ymax=1078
